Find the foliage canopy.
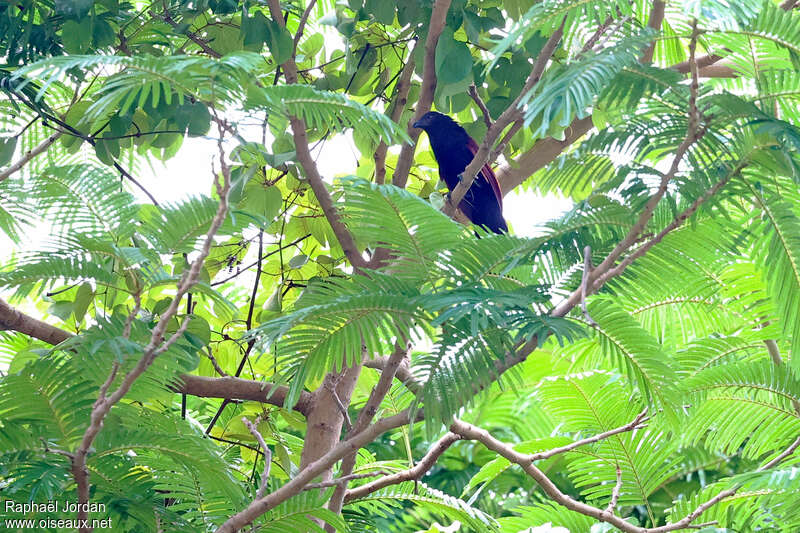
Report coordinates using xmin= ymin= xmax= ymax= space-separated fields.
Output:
xmin=1 ymin=0 xmax=800 ymax=532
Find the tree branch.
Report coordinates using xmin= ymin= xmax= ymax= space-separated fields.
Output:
xmin=0 ymin=297 xmax=72 ymax=345
xmin=344 ymin=433 xmax=461 ymax=502
xmin=71 ymin=127 xmax=233 ymax=531
xmin=162 ymin=8 xmax=222 ymax=58
xmin=243 ymin=416 xmax=272 ymax=499
xmin=391 ymin=0 xmax=452 ymax=188
xmin=326 ymin=345 xmax=410 ymax=522
xmin=364 ymin=354 xmax=422 ymax=394
xmin=494 ymin=0 xmax=710 ymax=196
xmin=176 ymin=375 xmax=313 ymax=415
xmin=375 ymin=43 xmax=417 ymax=185
xmin=446 ymin=21 xmax=565 ymax=214
xmin=215 ymin=408 xmax=418 ymax=532
xmin=450 ymin=418 xmax=799 ymax=533
xmin=267 ymin=0 xmax=367 ymax=270
xmin=641 ymin=1 xmax=666 ymax=63
xmin=0 ymin=132 xmax=61 ymax=183
xmin=528 ymin=409 xmax=648 ymax=462
xmin=468 ymin=84 xmax=493 ymax=128
xmin=305 ymin=470 xmax=390 ymax=490
xmin=552 ymin=22 xmax=705 ymax=317
xmin=0 ymin=296 xmax=312 ymax=414
xmin=607 ymin=465 xmax=623 ymax=513
xmin=293 ymin=0 xmax=318 ymax=51
xmin=495 ymin=116 xmax=594 ymax=194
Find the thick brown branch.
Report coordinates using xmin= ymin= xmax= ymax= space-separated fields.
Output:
xmin=327 ymin=345 xmax=409 ymax=521
xmin=641 ymin=1 xmax=666 ymax=63
xmin=177 ymin=375 xmax=312 ymax=415
xmin=496 ymin=116 xmax=594 ymax=194
xmin=364 ymin=355 xmax=421 ymax=393
xmin=391 ymin=0 xmax=452 ymax=188
xmin=0 ymin=298 xmax=72 ymax=345
xmin=672 ymin=54 xmax=725 ymax=74
xmin=0 ymin=297 xmax=309 ymax=414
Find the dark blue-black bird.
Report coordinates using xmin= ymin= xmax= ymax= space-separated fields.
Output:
xmin=413 ymin=111 xmax=507 ymax=234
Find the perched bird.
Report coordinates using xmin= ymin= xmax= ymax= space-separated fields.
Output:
xmin=413 ymin=111 xmax=508 ymax=234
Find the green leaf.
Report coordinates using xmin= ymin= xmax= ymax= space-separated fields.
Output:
xmin=55 ymin=0 xmax=93 ymax=18
xmin=435 ymin=28 xmax=473 ymax=85
xmin=185 ymin=315 xmax=211 ymax=348
xmin=72 ymin=282 xmax=94 ymax=323
xmin=242 ymin=182 xmax=283 ymax=222
xmin=94 ymin=138 xmax=119 ymax=166
xmin=61 ymin=19 xmax=93 ymax=54
xmin=48 ymin=300 xmax=74 ymax=321
xmin=288 ymin=254 xmax=308 ymax=269
xmin=242 ymin=12 xmax=270 ymax=48
xmin=174 ymin=101 xmax=212 ymax=136
xmin=0 ymin=136 xmax=17 ymax=166
xmin=92 ymin=19 xmax=116 ymax=48
xmin=265 ymin=19 xmax=294 ymax=65
xmin=365 ymin=0 xmax=395 ymax=24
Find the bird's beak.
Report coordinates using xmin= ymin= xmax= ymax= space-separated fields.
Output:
xmin=412 ymin=120 xmax=423 ymax=129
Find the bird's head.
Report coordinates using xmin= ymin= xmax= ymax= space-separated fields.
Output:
xmin=412 ymin=111 xmax=453 ymax=132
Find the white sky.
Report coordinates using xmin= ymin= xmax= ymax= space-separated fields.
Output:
xmin=130 ymin=133 xmax=572 ymax=237
xmin=0 ymin=132 xmax=570 ymax=266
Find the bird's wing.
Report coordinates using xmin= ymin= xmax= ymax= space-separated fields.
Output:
xmin=466 ymin=137 xmax=503 ymax=208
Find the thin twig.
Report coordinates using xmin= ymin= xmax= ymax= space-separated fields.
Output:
xmin=606 ymin=465 xmax=622 ymax=513
xmin=468 ymin=84 xmax=493 ymax=128
xmin=446 ymin=19 xmax=565 ymax=213
xmin=324 ymin=379 xmax=353 ymax=431
xmin=761 ymin=435 xmax=800 ymax=470
xmin=344 ymin=433 xmax=461 ymax=502
xmin=450 ymin=418 xmax=800 ymax=533
xmin=375 ymin=42 xmax=416 ymax=185
xmin=552 ymin=23 xmax=705 ymax=318
xmin=580 ymin=245 xmax=596 ymax=325
xmin=304 ymin=470 xmax=390 ymax=490
xmin=581 ymin=17 xmax=614 ymax=54
xmin=529 ymin=409 xmax=648 ymax=461
xmin=70 ymin=120 xmax=233 ymax=532
xmin=243 ymin=416 xmax=272 ymax=499
xmin=293 ymin=0 xmax=318 ymax=50
xmin=205 ymin=346 xmax=230 ymax=377
xmin=162 ymin=8 xmax=221 ymax=58
xmin=0 ymin=132 xmax=61 ymax=183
